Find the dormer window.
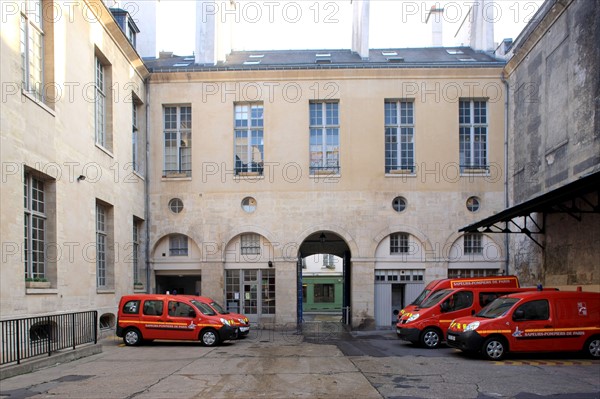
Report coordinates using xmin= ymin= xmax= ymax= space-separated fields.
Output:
xmin=109 ymin=8 xmax=140 ymax=49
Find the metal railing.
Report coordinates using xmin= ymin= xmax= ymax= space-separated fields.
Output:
xmin=1 ymin=311 xmax=98 ymax=366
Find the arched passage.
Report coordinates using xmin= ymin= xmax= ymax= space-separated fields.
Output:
xmin=298 ymin=231 xmax=352 ymax=326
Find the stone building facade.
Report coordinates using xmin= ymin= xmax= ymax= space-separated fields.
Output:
xmin=461 ymin=0 xmax=599 ymax=292
xmin=13 ymin=0 xmax=595 ymax=332
xmin=0 ymin=0 xmax=149 ymax=329
xmin=145 ymin=49 xmax=507 ymax=328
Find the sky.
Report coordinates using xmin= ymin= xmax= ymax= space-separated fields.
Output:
xmin=135 ymin=0 xmax=545 ymax=55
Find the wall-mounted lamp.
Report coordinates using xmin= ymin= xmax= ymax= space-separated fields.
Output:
xmin=268 ymin=261 xmax=273 ymax=268
xmin=77 ymin=175 xmax=86 ymax=182
xmin=319 ymin=232 xmax=326 ymax=244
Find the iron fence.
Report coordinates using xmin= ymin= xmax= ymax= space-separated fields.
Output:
xmin=1 ymin=311 xmax=98 ymax=366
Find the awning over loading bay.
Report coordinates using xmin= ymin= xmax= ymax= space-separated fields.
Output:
xmin=459 ymin=171 xmax=600 ymax=248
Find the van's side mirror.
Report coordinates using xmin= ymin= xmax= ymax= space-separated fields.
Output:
xmin=440 ymin=302 xmax=449 ymax=312
xmin=393 ymin=309 xmax=400 ymax=316
xmin=513 ymin=310 xmax=525 ymax=321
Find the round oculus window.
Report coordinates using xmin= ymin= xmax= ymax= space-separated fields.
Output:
xmin=241 ymin=197 xmax=257 ymax=213
xmin=466 ymin=196 xmax=480 ymax=212
xmin=392 ymin=196 xmax=407 ymax=212
xmin=168 ymin=198 xmax=184 ymax=214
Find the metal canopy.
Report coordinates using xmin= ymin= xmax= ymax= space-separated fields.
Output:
xmin=459 ymin=171 xmax=600 ymax=248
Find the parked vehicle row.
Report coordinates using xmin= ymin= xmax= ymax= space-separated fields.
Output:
xmin=395 ymin=277 xmax=600 ymax=360
xmin=116 ymin=294 xmax=250 ymax=347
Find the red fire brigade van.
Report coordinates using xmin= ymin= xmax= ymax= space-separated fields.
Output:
xmin=116 ymin=294 xmax=238 ymax=347
xmin=396 ymin=285 xmax=540 ymax=348
xmin=397 ymin=276 xmax=520 ymax=322
xmin=184 ymin=295 xmax=251 ymax=337
xmin=446 ymin=290 xmax=600 ymax=360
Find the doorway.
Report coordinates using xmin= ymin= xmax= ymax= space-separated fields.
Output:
xmin=298 ymin=231 xmax=351 ymax=326
xmin=155 ymin=273 xmax=202 ymax=295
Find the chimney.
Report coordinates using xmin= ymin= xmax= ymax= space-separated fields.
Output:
xmin=426 ymin=6 xmax=444 ymax=47
xmin=469 ymin=0 xmax=494 ymax=52
xmin=195 ymin=0 xmax=218 ymax=65
xmin=352 ymin=0 xmax=370 ymax=60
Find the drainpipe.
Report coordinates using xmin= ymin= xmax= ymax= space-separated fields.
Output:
xmin=144 ymin=76 xmax=151 ymax=293
xmin=501 ymin=72 xmax=510 ymax=276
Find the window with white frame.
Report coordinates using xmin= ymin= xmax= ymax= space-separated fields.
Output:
xmin=463 ymin=233 xmax=483 ymax=254
xmin=20 ymin=0 xmax=43 ymax=101
xmin=459 ymin=100 xmax=488 ymax=172
xmin=169 ymin=234 xmax=188 ymax=256
xmin=132 ymin=101 xmax=139 ymax=172
xmin=234 ymin=103 xmax=264 ymax=175
xmin=385 ymin=100 xmax=415 ymax=173
xmin=24 ymin=173 xmax=46 ymax=280
xmin=310 ymin=101 xmax=340 ymax=174
xmin=241 ymin=234 xmax=261 ymax=255
xmin=163 ymin=106 xmax=192 ymax=176
xmin=375 ymin=269 xmax=424 ymax=282
xmin=96 ymin=204 xmax=107 ymax=287
xmin=132 ymin=219 xmax=142 ymax=285
xmin=95 ymin=57 xmax=106 ymax=147
xmin=322 ymin=254 xmax=335 ymax=268
xmin=390 ymin=233 xmax=409 ymax=254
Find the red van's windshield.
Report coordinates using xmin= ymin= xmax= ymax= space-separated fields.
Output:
xmin=410 ymin=289 xmax=432 ymax=306
xmin=210 ymin=301 xmax=229 ymax=314
xmin=419 ymin=289 xmax=453 ymax=308
xmin=476 ymin=297 xmax=520 ymax=318
xmin=190 ymin=300 xmax=217 ymax=316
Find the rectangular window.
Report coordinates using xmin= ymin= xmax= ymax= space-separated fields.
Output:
xmin=463 ymin=233 xmax=483 ymax=254
xmin=262 ymin=268 xmax=276 ymax=314
xmin=132 ymin=102 xmax=139 ymax=172
xmin=241 ymin=233 xmax=261 ymax=255
xmin=314 ymin=284 xmax=335 ymax=303
xmin=322 ymin=254 xmax=335 ymax=268
xmin=96 ymin=204 xmax=107 ymax=287
xmin=390 ymin=233 xmax=409 ymax=254
xmin=132 ymin=219 xmax=141 ymax=285
xmin=163 ymin=106 xmax=192 ymax=177
xmin=310 ymin=101 xmax=340 ymax=174
xmin=385 ymin=100 xmax=415 ymax=173
xmin=95 ymin=57 xmax=106 ymax=147
xmin=459 ymin=100 xmax=488 ymax=172
xmin=169 ymin=234 xmax=188 ymax=256
xmin=20 ymin=0 xmax=43 ymax=101
xmin=24 ymin=174 xmax=46 ymax=279
xmin=234 ymin=103 xmax=264 ymax=176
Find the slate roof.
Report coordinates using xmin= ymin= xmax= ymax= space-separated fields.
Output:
xmin=144 ymin=47 xmax=505 ymax=72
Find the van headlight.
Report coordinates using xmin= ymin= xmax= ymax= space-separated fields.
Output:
xmin=407 ymin=314 xmax=420 ymax=322
xmin=465 ymin=321 xmax=480 ymax=331
xmin=220 ymin=318 xmax=231 ymax=326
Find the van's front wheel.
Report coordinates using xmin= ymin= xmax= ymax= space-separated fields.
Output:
xmin=482 ymin=337 xmax=507 ymax=360
xmin=123 ymin=328 xmax=142 ymax=346
xmin=420 ymin=328 xmax=441 ymax=349
xmin=200 ymin=328 xmax=220 ymax=347
xmin=584 ymin=336 xmax=600 ymax=358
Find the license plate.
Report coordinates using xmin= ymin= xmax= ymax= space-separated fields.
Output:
xmin=447 ymin=334 xmax=456 ymax=341
xmin=239 ymin=327 xmax=249 ymax=332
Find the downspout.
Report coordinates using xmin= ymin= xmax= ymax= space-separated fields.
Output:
xmin=144 ymin=76 xmax=151 ymax=293
xmin=501 ymin=72 xmax=510 ymax=276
